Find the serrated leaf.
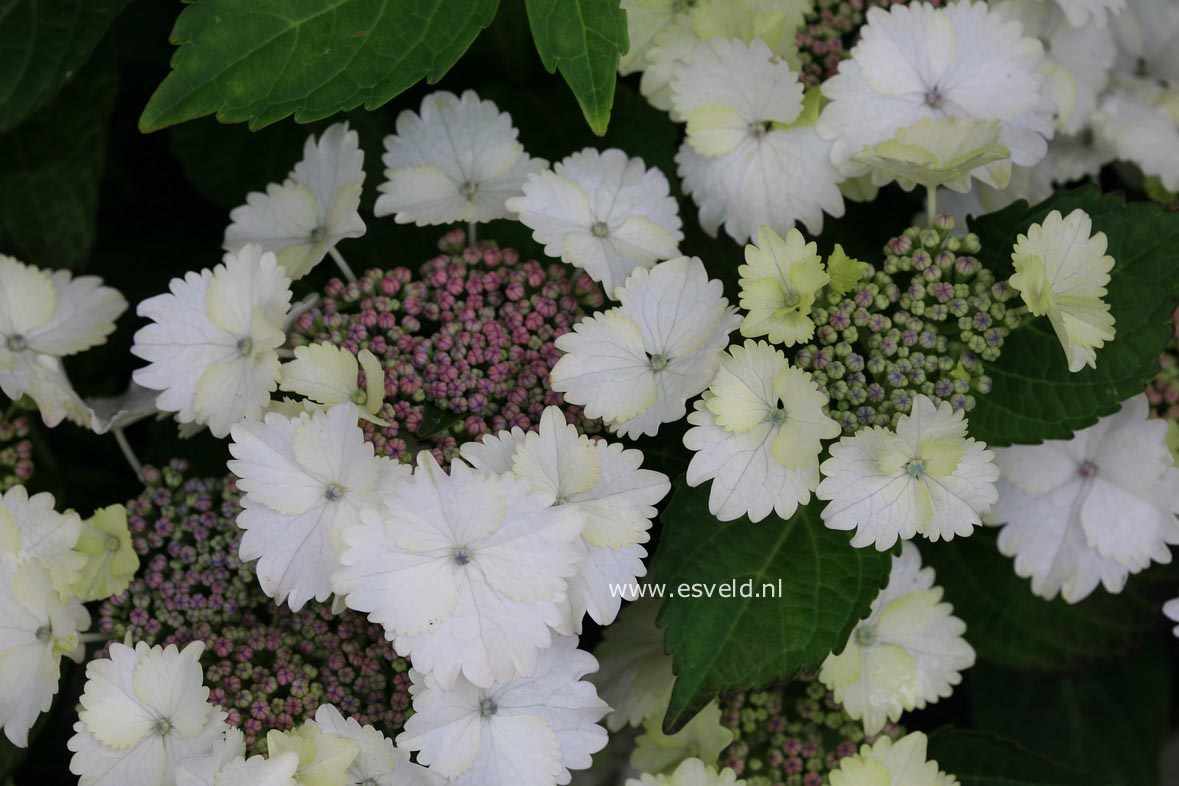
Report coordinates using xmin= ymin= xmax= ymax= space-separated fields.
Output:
xmin=139 ymin=0 xmax=500 ymax=132
xmin=524 ymin=0 xmax=627 ymax=135
xmin=926 ymin=728 xmax=1116 ymax=786
xmin=0 ymin=0 xmax=129 ymax=131
xmin=923 ymin=529 xmax=1159 ymax=671
xmin=652 ymin=480 xmax=892 ymax=732
xmin=968 ymin=642 xmax=1171 ymax=786
xmin=0 ymin=47 xmax=117 ymax=269
xmin=966 ymin=187 xmax=1179 ymax=446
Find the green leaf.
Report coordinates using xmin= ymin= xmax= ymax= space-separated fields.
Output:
xmin=524 ymin=0 xmax=627 ymax=135
xmin=0 ymin=0 xmax=129 ymax=131
xmin=139 ymin=0 xmax=500 ymax=132
xmin=652 ymin=480 xmax=892 ymax=732
xmin=923 ymin=529 xmax=1159 ymax=671
xmin=0 ymin=47 xmax=117 ymax=269
xmin=926 ymin=728 xmax=1116 ymax=786
xmin=968 ymin=642 xmax=1171 ymax=786
xmin=966 ymin=187 xmax=1179 ymax=445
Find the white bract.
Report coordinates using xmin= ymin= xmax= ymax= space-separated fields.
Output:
xmin=685 ymin=340 xmax=839 ymax=522
xmin=132 ymin=245 xmax=292 ymax=438
xmin=819 ymin=543 xmax=975 ymax=734
xmin=224 ymin=122 xmax=366 ymax=280
xmin=506 ymin=148 xmax=682 ymax=295
xmin=278 ymin=342 xmax=387 ymax=423
xmin=817 ymin=0 xmax=1055 ymax=186
xmin=374 ymin=90 xmax=546 ymax=226
xmin=551 ymin=257 xmax=739 ymax=438
xmin=626 ymin=758 xmax=745 ymax=786
xmin=588 ymin=599 xmax=675 ymax=732
xmin=69 ymin=641 xmax=228 ymax=786
xmin=829 ymin=732 xmax=958 ymax=786
xmin=853 ymin=117 xmax=1012 ymax=193
xmin=265 ymin=724 xmax=360 ymax=786
xmin=335 ymin=452 xmax=584 ymax=689
xmin=817 ymin=395 xmax=999 ymax=550
xmin=308 ymin=704 xmax=443 ymax=786
xmin=1009 ymin=208 xmax=1115 ymax=372
xmin=228 ymin=402 xmax=407 ymax=611
xmin=0 ymin=485 xmax=85 ymax=594
xmin=0 ymin=561 xmax=89 ymax=747
xmin=396 ymin=636 xmax=609 ymax=786
xmin=460 ymin=406 xmax=670 ymax=632
xmin=175 ymin=728 xmax=300 ymax=786
xmin=737 ymin=226 xmax=829 ymax=347
xmin=0 ymin=256 xmax=126 ymax=427
xmin=1093 ymin=86 xmax=1179 ymax=192
xmin=991 ymin=395 xmax=1179 ymax=602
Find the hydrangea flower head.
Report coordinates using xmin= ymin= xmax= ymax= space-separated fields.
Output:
xmin=0 ymin=256 xmax=126 ymax=427
xmin=290 ymin=232 xmax=604 ymax=467
xmin=829 ymin=731 xmax=958 ymax=786
xmin=507 ymin=148 xmax=683 ymax=294
xmin=374 ymin=91 xmax=546 ymax=226
xmin=229 ymin=402 xmax=409 ymax=610
xmin=991 ymin=395 xmax=1179 ymax=602
xmin=551 ymin=257 xmax=739 ymax=438
xmin=1009 ymin=208 xmax=1115 ymax=372
xmin=738 ymin=226 xmax=830 ymax=346
xmin=460 ymin=406 xmax=670 ymax=631
xmin=133 ymin=244 xmax=292 ymax=437
xmin=225 ymin=122 xmax=366 ymax=280
xmin=396 ymin=635 xmax=609 ymax=786
xmin=817 ymin=395 xmax=999 ymax=549
xmin=0 ymin=560 xmax=89 ymax=746
xmin=817 ymin=0 xmax=1054 ymax=185
xmin=336 ymin=452 xmax=585 ymax=688
xmin=853 ymin=117 xmax=1012 ymax=192
xmin=98 ymin=463 xmax=415 ymax=751
xmin=685 ymin=340 xmax=840 ymax=522
xmin=820 ymin=543 xmax=974 ymax=734
xmin=70 ymin=640 xmax=228 ymax=786
xmin=627 ymin=757 xmax=745 ymax=786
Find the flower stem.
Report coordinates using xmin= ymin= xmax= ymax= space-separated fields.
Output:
xmin=926 ymin=186 xmax=938 ymax=225
xmin=112 ymin=427 xmax=143 ymax=481
xmin=468 ymin=220 xmax=478 ymax=245
xmin=329 ymin=247 xmax=357 ymax=284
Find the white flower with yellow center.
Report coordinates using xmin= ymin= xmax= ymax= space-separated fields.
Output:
xmin=132 ymin=244 xmax=292 ymax=438
xmin=632 ymin=702 xmax=734 ymax=777
xmin=396 ymin=636 xmax=609 ymax=786
xmin=829 ymin=732 xmax=958 ymax=786
xmin=266 ymin=724 xmax=360 ymax=786
xmin=506 ymin=148 xmax=683 ymax=294
xmin=817 ymin=395 xmax=999 ymax=550
xmin=991 ymin=395 xmax=1179 ymax=603
xmin=69 ymin=641 xmax=228 ymax=786
xmin=0 ymin=256 xmax=126 ymax=427
xmin=737 ymin=226 xmax=830 ymax=346
xmin=0 ymin=485 xmax=85 ymax=594
xmin=374 ymin=91 xmax=546 ymax=226
xmin=460 ymin=406 xmax=670 ymax=632
xmin=278 ymin=342 xmax=387 ymax=424
xmin=335 ymin=452 xmax=585 ymax=688
xmin=224 ymin=122 xmax=367 ymax=281
xmin=1009 ymin=208 xmax=1115 ymax=373
xmin=819 ymin=543 xmax=974 ymax=734
xmin=175 ymin=727 xmax=301 ymax=786
xmin=627 ymin=757 xmax=745 ymax=786
xmin=69 ymin=504 xmax=138 ymax=603
xmin=853 ymin=117 xmax=1012 ymax=193
xmin=228 ymin=402 xmax=407 ymax=611
xmin=308 ymin=704 xmax=443 ymax=786
xmin=685 ymin=341 xmax=839 ymax=522
xmin=551 ymin=257 xmax=739 ymax=439
xmin=817 ymin=1 xmax=1054 ymax=185
xmin=589 ymin=599 xmax=675 ymax=732
xmin=0 ymin=560 xmax=89 ymax=747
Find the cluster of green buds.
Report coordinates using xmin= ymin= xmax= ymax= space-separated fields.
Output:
xmin=717 ymin=675 xmax=901 ymax=786
xmin=0 ymin=410 xmax=33 ymax=492
xmin=795 ymin=216 xmax=1019 ymax=434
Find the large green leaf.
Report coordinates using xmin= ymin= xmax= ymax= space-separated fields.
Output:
xmin=0 ymin=47 xmax=117 ymax=269
xmin=927 ymin=729 xmax=1116 ymax=786
xmin=524 ymin=0 xmax=627 ymax=135
xmin=652 ymin=481 xmax=891 ymax=732
xmin=0 ymin=0 xmax=128 ymax=131
xmin=923 ymin=529 xmax=1160 ymax=671
xmin=966 ymin=188 xmax=1179 ymax=446
xmin=139 ymin=0 xmax=500 ymax=132
xmin=968 ymin=642 xmax=1171 ymax=786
